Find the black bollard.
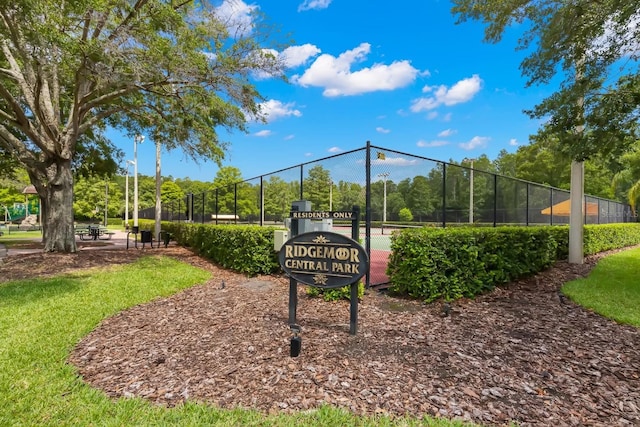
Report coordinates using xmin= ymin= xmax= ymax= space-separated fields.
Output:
xmin=290 ymin=324 xmax=301 ymax=357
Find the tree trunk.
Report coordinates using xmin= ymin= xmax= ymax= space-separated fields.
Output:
xmin=42 ymin=161 xmax=77 ymax=253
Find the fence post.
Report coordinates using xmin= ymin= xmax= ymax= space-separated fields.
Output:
xmin=234 ymin=183 xmax=238 ymax=224
xmin=549 ymin=189 xmax=554 ymax=226
xmin=442 ymin=163 xmax=446 ymax=227
xmin=365 ymin=141 xmax=371 ymax=289
xmin=299 ymin=165 xmax=304 ymax=199
xmin=215 ymin=189 xmax=219 ymax=225
xmin=260 ymin=176 xmax=264 ymax=226
xmin=493 ymin=174 xmax=498 ymax=227
xmin=526 ymin=183 xmax=530 ymax=226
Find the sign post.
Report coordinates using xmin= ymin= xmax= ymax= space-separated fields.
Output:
xmin=279 ymin=205 xmax=368 ymax=350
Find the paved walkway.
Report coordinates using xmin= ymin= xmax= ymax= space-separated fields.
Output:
xmin=0 ymin=229 xmax=160 ymax=261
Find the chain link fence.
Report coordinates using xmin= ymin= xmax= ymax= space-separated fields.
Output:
xmin=153 ymin=143 xmax=635 ymax=286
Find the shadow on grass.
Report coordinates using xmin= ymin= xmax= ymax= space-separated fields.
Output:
xmin=0 ymin=275 xmax=86 ymax=307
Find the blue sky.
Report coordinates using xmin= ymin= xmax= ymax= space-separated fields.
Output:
xmin=111 ymin=0 xmax=556 ymax=182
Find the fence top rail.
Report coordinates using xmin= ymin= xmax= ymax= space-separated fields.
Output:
xmin=242 ymin=145 xmax=367 ymax=183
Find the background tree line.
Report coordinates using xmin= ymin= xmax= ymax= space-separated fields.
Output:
xmin=3 ymin=134 xmax=638 ymax=224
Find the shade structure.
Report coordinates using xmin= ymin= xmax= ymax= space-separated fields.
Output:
xmin=22 ymin=184 xmax=37 ymax=194
xmin=541 ymin=199 xmax=599 ymax=217
xmin=21 ymin=184 xmax=41 ymax=222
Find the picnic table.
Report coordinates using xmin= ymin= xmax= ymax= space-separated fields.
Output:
xmin=75 ymin=225 xmax=116 ymax=241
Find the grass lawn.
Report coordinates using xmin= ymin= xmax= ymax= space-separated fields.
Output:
xmin=0 ymin=255 xmax=470 ymax=427
xmin=562 ymin=247 xmax=640 ymax=327
xmin=0 ymin=230 xmax=43 ymax=241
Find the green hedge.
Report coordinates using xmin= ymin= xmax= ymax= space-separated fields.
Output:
xmin=138 ymin=220 xmax=640 ymax=301
xmin=387 ymin=223 xmax=640 ymax=302
xmin=584 ymin=223 xmax=640 ymax=254
xmin=139 ymin=220 xmax=280 ymax=276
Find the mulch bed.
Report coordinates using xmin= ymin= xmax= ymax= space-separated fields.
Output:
xmin=3 ymin=246 xmax=640 ymax=426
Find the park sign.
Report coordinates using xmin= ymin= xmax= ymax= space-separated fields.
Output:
xmin=279 ymin=231 xmax=369 ymax=289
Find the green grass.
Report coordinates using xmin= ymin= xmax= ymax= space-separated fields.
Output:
xmin=0 ymin=255 xmax=471 ymax=427
xmin=0 ymin=230 xmax=43 ymax=241
xmin=562 ymin=247 xmax=640 ymax=326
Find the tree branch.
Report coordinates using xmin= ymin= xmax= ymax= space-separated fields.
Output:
xmin=79 ymin=86 xmax=135 ymax=115
xmin=0 ymin=67 xmax=18 ymax=79
xmin=0 ymin=124 xmax=38 ymax=166
xmin=77 ymin=107 xmax=124 ymax=134
xmin=0 ymin=13 xmax=38 ymax=108
xmin=107 ymin=0 xmax=150 ymax=43
xmin=32 ymin=63 xmax=60 ymax=144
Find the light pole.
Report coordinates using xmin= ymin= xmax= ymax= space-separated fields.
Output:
xmin=154 ymin=138 xmax=162 ymax=240
xmin=329 ymin=178 xmax=333 ymax=211
xmin=377 ymin=172 xmax=389 ymax=223
xmin=125 ymin=160 xmax=134 ymax=229
xmin=104 ymin=180 xmax=108 ymax=226
xmin=133 ymin=135 xmax=144 ymax=229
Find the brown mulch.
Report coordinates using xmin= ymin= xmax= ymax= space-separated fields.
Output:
xmin=3 ymin=245 xmax=640 ymax=426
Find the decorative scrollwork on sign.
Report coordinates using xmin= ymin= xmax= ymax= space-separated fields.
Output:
xmin=313 ymin=274 xmax=328 ymax=285
xmin=312 ymin=235 xmax=329 ymax=244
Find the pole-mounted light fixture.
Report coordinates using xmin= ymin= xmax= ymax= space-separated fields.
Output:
xmin=133 ymin=135 xmax=145 ymax=229
xmin=377 ymin=173 xmax=389 ymax=223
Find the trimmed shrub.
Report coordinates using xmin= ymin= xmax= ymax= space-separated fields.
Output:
xmin=306 ymin=282 xmax=365 ymax=302
xmin=141 ymin=221 xmax=281 ymax=276
xmin=387 ymin=223 xmax=640 ymax=302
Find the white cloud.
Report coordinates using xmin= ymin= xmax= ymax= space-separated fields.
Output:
xmin=284 ymin=134 xmax=295 ymax=140
xmin=427 ymin=111 xmax=439 ymax=120
xmin=215 ymin=0 xmax=257 ymax=36
xmin=328 ymin=146 xmax=343 ymax=153
xmin=376 ymin=127 xmax=391 ymax=134
xmin=417 ymin=140 xmax=449 ymax=148
xmin=459 ymin=136 xmax=490 ymax=150
xmin=292 ymin=43 xmax=420 ymax=97
xmin=438 ymin=128 xmax=456 ymax=137
xmin=252 ymin=45 xmax=321 ymax=79
xmin=304 ymin=152 xmax=313 ymax=157
xmin=280 ymin=44 xmax=321 ymax=68
xmin=509 ymin=138 xmax=519 ymax=146
xmin=259 ymin=99 xmax=302 ymax=122
xmin=298 ymin=0 xmax=332 ymax=11
xmin=254 ymin=130 xmax=272 ymax=137
xmin=411 ymin=75 xmax=483 ymax=112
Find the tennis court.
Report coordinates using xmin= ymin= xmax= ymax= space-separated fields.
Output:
xmin=332 ymin=225 xmax=392 ymax=287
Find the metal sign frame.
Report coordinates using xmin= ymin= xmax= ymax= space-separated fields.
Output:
xmin=283 ymin=205 xmax=364 ymax=336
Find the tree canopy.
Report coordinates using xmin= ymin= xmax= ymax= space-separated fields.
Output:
xmin=0 ymin=0 xmax=287 ymax=251
xmin=452 ymin=0 xmax=640 ymax=161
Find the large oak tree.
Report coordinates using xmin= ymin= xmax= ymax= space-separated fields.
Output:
xmin=0 ymin=0 xmax=285 ymax=252
xmin=452 ymin=0 xmax=640 ymax=262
